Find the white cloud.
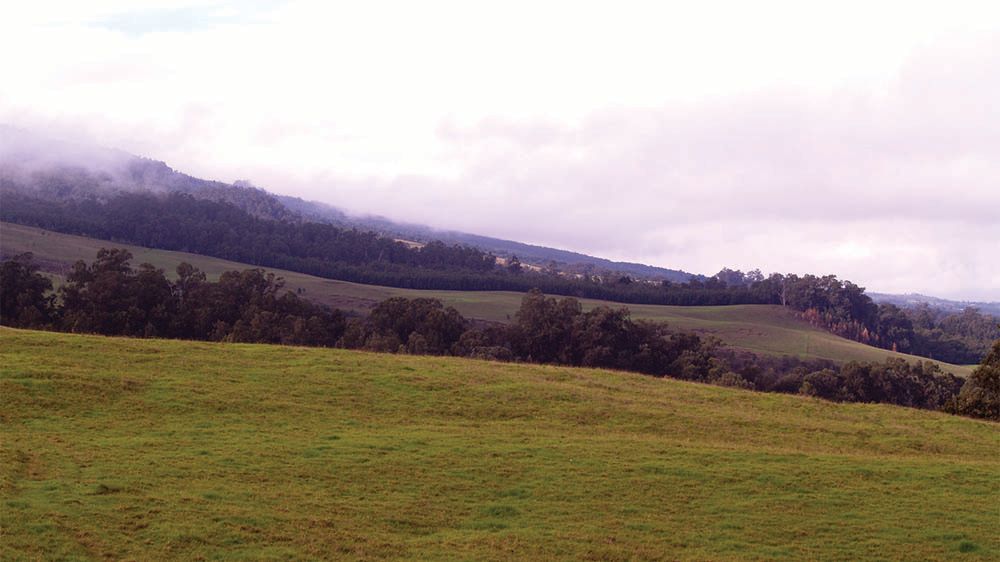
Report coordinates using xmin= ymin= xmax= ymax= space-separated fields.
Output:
xmin=2 ymin=0 xmax=998 ymax=299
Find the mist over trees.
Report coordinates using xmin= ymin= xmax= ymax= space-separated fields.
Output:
xmin=0 ymin=127 xmax=297 ymax=221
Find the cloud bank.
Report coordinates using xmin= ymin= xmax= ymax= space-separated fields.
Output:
xmin=1 ymin=1 xmax=998 ymax=299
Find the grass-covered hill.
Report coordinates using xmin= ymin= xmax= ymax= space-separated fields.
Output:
xmin=0 ymin=222 xmax=974 ymax=376
xmin=1 ymin=328 xmax=997 ymax=560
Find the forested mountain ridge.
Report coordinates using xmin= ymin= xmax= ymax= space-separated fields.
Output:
xmin=1 ymin=126 xmax=694 ymax=282
xmin=274 ymin=193 xmax=696 ymax=282
xmin=0 ymin=188 xmax=753 ymax=304
xmin=0 ymin=125 xmax=295 ymax=221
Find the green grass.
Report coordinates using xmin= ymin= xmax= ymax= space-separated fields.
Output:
xmin=1 ymin=328 xmax=997 ymax=560
xmin=0 ymin=221 xmax=972 ymax=376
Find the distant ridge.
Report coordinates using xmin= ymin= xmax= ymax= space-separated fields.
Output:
xmin=275 ymin=194 xmax=696 ymax=282
xmin=869 ymin=292 xmax=1000 ymax=316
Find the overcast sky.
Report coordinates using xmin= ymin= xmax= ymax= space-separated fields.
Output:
xmin=2 ymin=1 xmax=998 ymax=300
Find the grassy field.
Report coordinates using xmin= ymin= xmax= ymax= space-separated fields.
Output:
xmin=0 ymin=222 xmax=973 ymax=376
xmin=1 ymin=328 xmax=997 ymax=560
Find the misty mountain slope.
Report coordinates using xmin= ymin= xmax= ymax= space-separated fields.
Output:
xmin=1 ymin=126 xmax=694 ymax=281
xmin=0 ymin=125 xmax=295 ymax=221
xmin=276 ymin=193 xmax=696 ymax=281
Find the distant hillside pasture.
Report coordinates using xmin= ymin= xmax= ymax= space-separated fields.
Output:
xmin=0 ymin=222 xmax=973 ymax=376
xmin=1 ymin=328 xmax=997 ymax=560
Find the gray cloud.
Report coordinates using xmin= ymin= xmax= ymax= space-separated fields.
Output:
xmin=3 ymin=8 xmax=997 ymax=300
xmin=263 ymin=38 xmax=999 ymax=299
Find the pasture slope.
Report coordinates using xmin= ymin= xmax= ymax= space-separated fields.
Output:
xmin=1 ymin=327 xmax=998 ymax=561
xmin=0 ymin=221 xmax=973 ymax=376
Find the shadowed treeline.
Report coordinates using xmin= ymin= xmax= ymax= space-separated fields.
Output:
xmin=3 ymin=250 xmax=995 ymax=420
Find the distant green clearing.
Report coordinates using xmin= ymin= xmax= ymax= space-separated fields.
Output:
xmin=1 ymin=328 xmax=996 ymax=560
xmin=0 ymin=221 xmax=972 ymax=376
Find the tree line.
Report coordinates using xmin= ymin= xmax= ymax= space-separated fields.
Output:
xmin=887 ymin=303 xmax=999 ymax=365
xmin=2 ymin=188 xmax=995 ymax=364
xmin=2 ymin=251 xmax=995 ymax=420
xmin=2 ymin=251 xmax=345 ymax=346
xmin=709 ymin=269 xmax=998 ymax=365
xmin=0 ymin=189 xmax=773 ymax=302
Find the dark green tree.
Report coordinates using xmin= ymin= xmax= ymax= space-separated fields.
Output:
xmin=0 ymin=252 xmax=54 ymax=327
xmin=950 ymin=340 xmax=1000 ymax=420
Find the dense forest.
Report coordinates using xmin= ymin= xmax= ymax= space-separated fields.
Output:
xmin=2 ymin=188 xmax=996 ymax=364
xmin=0 ymin=129 xmax=695 ymax=282
xmin=275 ymin=192 xmax=696 ymax=283
xmin=900 ymin=304 xmax=1000 ymax=364
xmin=3 ymin=251 xmax=996 ymax=420
xmin=0 ymin=190 xmax=750 ymax=300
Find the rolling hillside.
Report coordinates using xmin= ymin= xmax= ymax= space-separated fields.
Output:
xmin=1 ymin=328 xmax=997 ymax=560
xmin=0 ymin=222 xmax=973 ymax=376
